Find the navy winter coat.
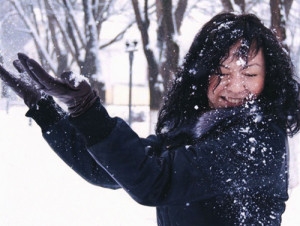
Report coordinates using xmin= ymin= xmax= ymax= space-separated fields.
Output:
xmin=27 ymin=97 xmax=289 ymax=225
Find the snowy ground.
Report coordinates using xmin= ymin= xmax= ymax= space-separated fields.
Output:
xmin=0 ymin=99 xmax=299 ymax=226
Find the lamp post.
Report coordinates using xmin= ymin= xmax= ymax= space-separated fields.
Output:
xmin=125 ymin=40 xmax=138 ymax=126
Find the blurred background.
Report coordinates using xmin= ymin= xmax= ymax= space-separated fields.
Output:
xmin=1 ymin=0 xmax=300 ymax=126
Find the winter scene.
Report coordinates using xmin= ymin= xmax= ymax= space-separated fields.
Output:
xmin=1 ymin=1 xmax=300 ymax=226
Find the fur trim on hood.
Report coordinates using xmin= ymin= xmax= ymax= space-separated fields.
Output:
xmin=193 ymin=103 xmax=263 ymax=139
xmin=163 ymin=101 xmax=263 ymax=147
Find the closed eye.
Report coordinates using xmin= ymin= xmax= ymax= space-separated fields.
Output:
xmin=243 ymin=73 xmax=257 ymax=77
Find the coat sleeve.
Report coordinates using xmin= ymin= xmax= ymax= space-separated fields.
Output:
xmin=26 ymin=96 xmax=120 ymax=189
xmin=70 ymin=103 xmax=289 ymax=206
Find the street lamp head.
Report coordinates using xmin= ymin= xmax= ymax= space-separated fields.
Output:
xmin=125 ymin=40 xmax=138 ymax=52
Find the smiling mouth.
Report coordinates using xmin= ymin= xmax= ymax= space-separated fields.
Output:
xmin=221 ymin=96 xmax=245 ymax=106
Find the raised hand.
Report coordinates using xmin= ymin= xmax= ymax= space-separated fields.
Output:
xmin=17 ymin=53 xmax=98 ymax=117
xmin=0 ymin=59 xmax=41 ymax=108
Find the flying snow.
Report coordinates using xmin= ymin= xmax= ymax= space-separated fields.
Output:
xmin=69 ymin=73 xmax=90 ymax=87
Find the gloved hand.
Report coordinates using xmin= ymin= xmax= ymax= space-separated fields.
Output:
xmin=0 ymin=59 xmax=41 ymax=108
xmin=17 ymin=53 xmax=98 ymax=117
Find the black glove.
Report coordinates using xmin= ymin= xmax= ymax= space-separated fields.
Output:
xmin=17 ymin=53 xmax=98 ymax=117
xmin=0 ymin=59 xmax=41 ymax=108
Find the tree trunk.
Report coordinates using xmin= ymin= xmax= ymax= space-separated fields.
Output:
xmin=0 ymin=54 xmax=8 ymax=98
xmin=44 ymin=0 xmax=69 ymax=75
xmin=270 ymin=0 xmax=287 ymax=43
xmin=159 ymin=0 xmax=179 ymax=90
xmin=234 ymin=0 xmax=245 ymax=12
xmin=82 ymin=0 xmax=105 ymax=100
xmin=220 ymin=0 xmax=246 ymax=12
xmin=131 ymin=0 xmax=162 ymax=111
xmin=283 ymin=0 xmax=293 ymax=18
xmin=174 ymin=0 xmax=188 ymax=33
xmin=132 ymin=0 xmax=187 ymax=111
xmin=220 ymin=0 xmax=234 ymax=12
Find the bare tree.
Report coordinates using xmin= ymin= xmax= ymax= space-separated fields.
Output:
xmin=220 ymin=0 xmax=234 ymax=11
xmin=0 ymin=54 xmax=7 ymax=98
xmin=220 ymin=0 xmax=245 ymax=12
xmin=219 ymin=0 xmax=290 ymax=44
xmin=284 ymin=0 xmax=293 ymax=18
xmin=270 ymin=0 xmax=287 ymax=43
xmin=2 ymin=0 xmax=299 ymax=112
xmin=131 ymin=0 xmax=188 ymax=111
xmin=131 ymin=0 xmax=160 ymax=111
xmin=234 ymin=0 xmax=245 ymax=12
xmin=8 ymin=0 xmax=133 ymax=101
xmin=156 ymin=0 xmax=182 ymax=90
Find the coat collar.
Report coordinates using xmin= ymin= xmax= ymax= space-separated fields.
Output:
xmin=161 ymin=101 xmax=264 ymax=148
xmin=193 ymin=101 xmax=263 ymax=139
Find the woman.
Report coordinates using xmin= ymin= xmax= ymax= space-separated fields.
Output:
xmin=1 ymin=12 xmax=299 ymax=225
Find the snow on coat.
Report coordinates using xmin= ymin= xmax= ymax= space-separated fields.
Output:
xmin=27 ymin=98 xmax=288 ymax=225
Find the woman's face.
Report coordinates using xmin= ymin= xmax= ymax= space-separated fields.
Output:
xmin=207 ymin=43 xmax=266 ymax=109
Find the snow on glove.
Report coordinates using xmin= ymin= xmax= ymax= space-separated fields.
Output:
xmin=17 ymin=53 xmax=98 ymax=117
xmin=0 ymin=59 xmax=41 ymax=108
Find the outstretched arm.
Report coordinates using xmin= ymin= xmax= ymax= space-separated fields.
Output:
xmin=25 ymin=96 xmax=120 ymax=188
xmin=0 ymin=55 xmax=120 ymax=189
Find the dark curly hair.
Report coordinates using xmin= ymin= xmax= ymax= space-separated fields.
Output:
xmin=155 ymin=12 xmax=300 ymax=138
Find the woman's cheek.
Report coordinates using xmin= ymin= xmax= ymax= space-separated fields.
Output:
xmin=248 ymin=79 xmax=265 ymax=96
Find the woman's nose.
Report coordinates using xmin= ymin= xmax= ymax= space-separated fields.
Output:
xmin=225 ymin=74 xmax=246 ymax=93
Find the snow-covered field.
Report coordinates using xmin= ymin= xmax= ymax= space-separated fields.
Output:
xmin=0 ymin=100 xmax=299 ymax=226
